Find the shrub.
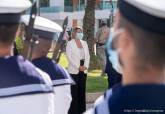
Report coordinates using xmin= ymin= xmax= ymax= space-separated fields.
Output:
xmin=15 ymin=37 xmax=23 ymax=53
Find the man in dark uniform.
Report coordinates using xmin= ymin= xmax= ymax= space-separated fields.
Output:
xmin=21 ymin=15 xmax=74 ymax=114
xmin=85 ymin=0 xmax=165 ymax=114
xmin=105 ymin=51 xmax=122 ymax=89
xmin=0 ymin=1 xmax=55 ymax=114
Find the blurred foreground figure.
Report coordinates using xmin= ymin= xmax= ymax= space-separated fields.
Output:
xmin=104 ymin=28 xmax=122 ymax=89
xmin=21 ymin=15 xmax=74 ymax=114
xmin=105 ymin=51 xmax=122 ymax=89
xmin=0 ymin=1 xmax=55 ymax=114
xmin=85 ymin=0 xmax=165 ymax=114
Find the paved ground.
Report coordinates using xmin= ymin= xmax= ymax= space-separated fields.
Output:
xmin=86 ymin=103 xmax=94 ymax=109
xmin=86 ymin=92 xmax=103 ymax=103
xmin=86 ymin=92 xmax=103 ymax=110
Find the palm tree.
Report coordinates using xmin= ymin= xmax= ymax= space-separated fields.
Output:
xmin=83 ymin=0 xmax=115 ymax=54
xmin=83 ymin=0 xmax=115 ymax=69
xmin=83 ymin=0 xmax=96 ymax=54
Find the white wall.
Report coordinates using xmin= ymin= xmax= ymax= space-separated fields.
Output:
xmin=50 ymin=0 xmax=64 ymax=7
xmin=40 ymin=9 xmax=112 ymax=28
xmin=101 ymin=0 xmax=117 ymax=1
xmin=41 ymin=10 xmax=111 ymax=21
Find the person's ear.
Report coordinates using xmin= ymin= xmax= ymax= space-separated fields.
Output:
xmin=117 ymin=29 xmax=133 ymax=52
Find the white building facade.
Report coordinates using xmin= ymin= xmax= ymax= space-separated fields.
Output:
xmin=37 ymin=0 xmax=117 ymax=32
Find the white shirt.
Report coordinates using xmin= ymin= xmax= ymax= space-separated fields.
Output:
xmin=79 ymin=48 xmax=85 ymax=60
xmin=53 ymin=85 xmax=72 ymax=114
xmin=0 ymin=94 xmax=55 ymax=114
xmin=66 ymin=39 xmax=90 ymax=74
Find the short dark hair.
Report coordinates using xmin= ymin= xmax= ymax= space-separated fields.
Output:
xmin=0 ymin=23 xmax=19 ymax=44
xmin=118 ymin=14 xmax=165 ymax=68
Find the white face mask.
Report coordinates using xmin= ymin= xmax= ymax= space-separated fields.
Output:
xmin=106 ymin=29 xmax=124 ymax=74
xmin=76 ymin=33 xmax=83 ymax=40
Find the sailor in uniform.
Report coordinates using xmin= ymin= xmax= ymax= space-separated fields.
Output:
xmin=85 ymin=0 xmax=165 ymax=114
xmin=0 ymin=0 xmax=55 ymax=114
xmin=21 ymin=15 xmax=74 ymax=114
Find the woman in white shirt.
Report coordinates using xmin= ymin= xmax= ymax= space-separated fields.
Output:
xmin=66 ymin=26 xmax=90 ymax=114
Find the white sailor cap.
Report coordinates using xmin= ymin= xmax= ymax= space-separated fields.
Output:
xmin=0 ymin=0 xmax=32 ymax=24
xmin=118 ymin=0 xmax=165 ymax=34
xmin=21 ymin=15 xmax=63 ymax=40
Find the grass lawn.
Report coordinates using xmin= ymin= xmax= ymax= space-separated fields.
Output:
xmin=87 ymin=70 xmax=108 ymax=93
xmin=48 ymin=53 xmax=108 ymax=93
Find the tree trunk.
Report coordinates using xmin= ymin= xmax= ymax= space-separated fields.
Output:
xmin=83 ymin=0 xmax=96 ymax=54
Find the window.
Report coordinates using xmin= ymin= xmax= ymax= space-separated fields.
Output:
xmin=80 ymin=0 xmax=85 ymax=5
xmin=64 ymin=0 xmax=73 ymax=12
xmin=40 ymin=0 xmax=49 ymax=7
xmin=64 ymin=0 xmax=85 ymax=12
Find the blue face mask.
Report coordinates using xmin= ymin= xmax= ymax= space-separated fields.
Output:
xmin=76 ymin=33 xmax=83 ymax=40
xmin=106 ymin=30 xmax=123 ymax=74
